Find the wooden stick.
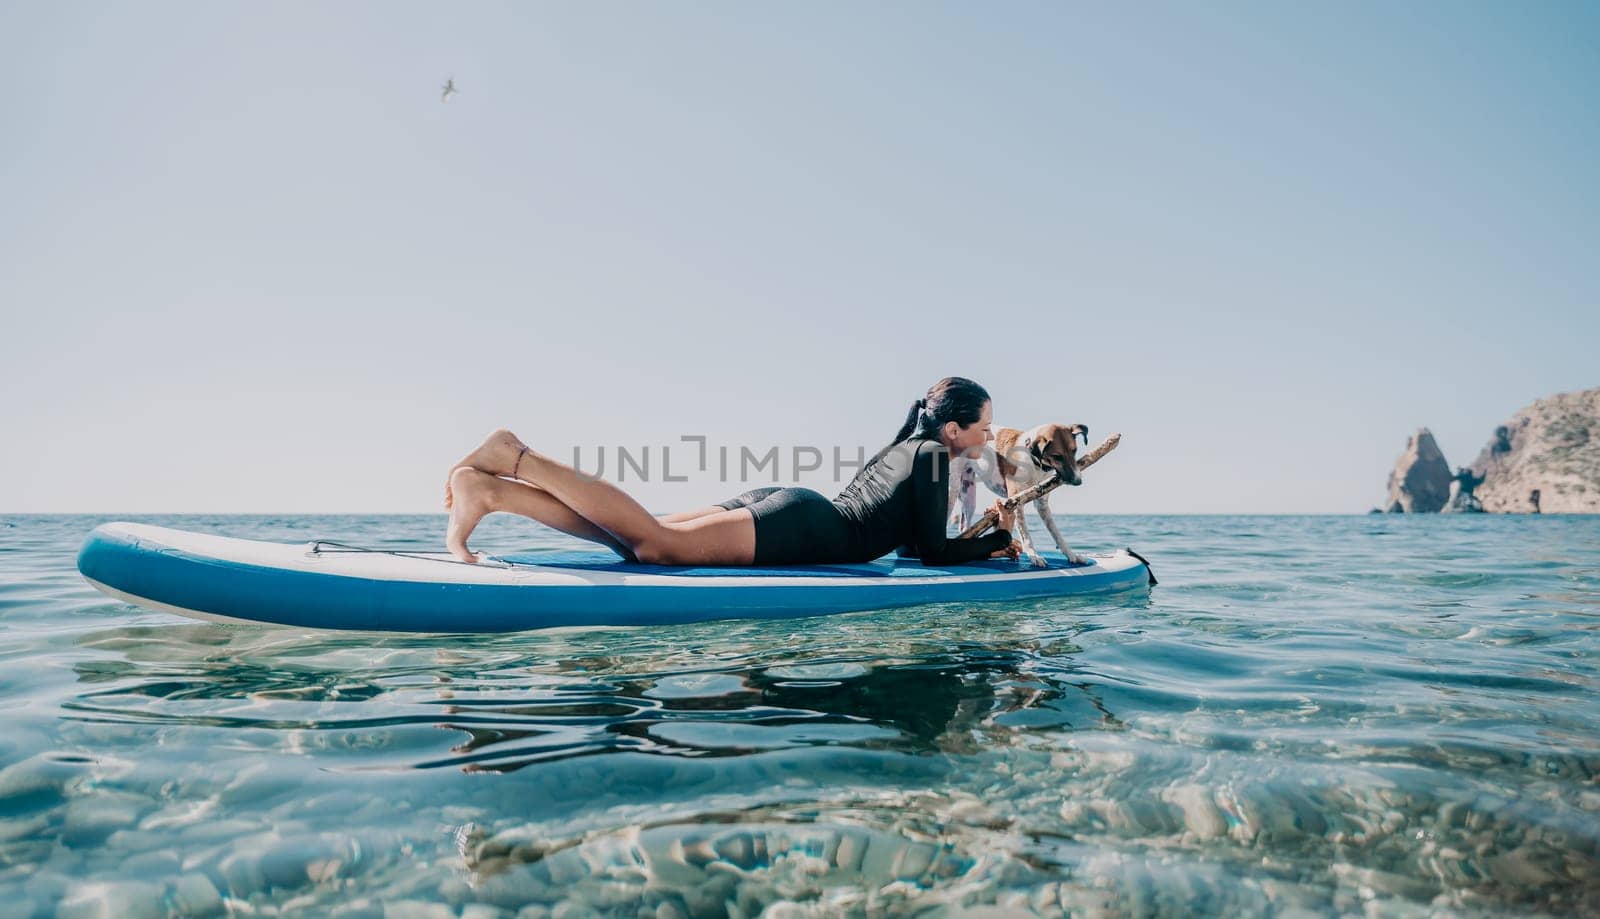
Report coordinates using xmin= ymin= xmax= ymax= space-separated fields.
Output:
xmin=957 ymin=433 xmax=1122 ymax=539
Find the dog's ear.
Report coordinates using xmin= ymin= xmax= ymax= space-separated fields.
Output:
xmin=1068 ymin=424 xmax=1088 ymax=447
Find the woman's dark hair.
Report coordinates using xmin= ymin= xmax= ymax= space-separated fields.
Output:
xmin=891 ymin=376 xmax=991 ymax=444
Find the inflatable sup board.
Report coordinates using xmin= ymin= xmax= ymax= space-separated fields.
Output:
xmin=77 ymin=522 xmax=1154 ymax=633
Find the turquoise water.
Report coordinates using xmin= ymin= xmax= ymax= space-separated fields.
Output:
xmin=2 ymin=514 xmax=1597 ymax=917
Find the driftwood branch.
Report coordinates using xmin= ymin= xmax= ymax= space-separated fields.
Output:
xmin=956 ymin=433 xmax=1122 ymax=539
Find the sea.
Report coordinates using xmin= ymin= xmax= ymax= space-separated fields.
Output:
xmin=1 ymin=513 xmax=1596 ymax=917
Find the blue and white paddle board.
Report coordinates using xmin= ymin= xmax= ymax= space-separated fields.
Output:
xmin=77 ymin=522 xmax=1153 ymax=633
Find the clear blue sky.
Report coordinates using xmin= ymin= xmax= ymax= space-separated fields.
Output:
xmin=3 ymin=2 xmax=1596 ymax=514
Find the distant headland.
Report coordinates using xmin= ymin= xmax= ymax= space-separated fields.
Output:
xmin=1380 ymin=387 xmax=1600 ymax=514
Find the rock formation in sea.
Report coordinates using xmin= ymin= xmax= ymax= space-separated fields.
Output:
xmin=1465 ymin=387 xmax=1600 ymax=514
xmin=1383 ymin=428 xmax=1452 ymax=513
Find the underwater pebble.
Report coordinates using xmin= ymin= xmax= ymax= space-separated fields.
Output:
xmin=1561 ymin=848 xmax=1600 ymax=883
xmin=713 ymin=832 xmax=758 ymax=870
xmin=382 ymin=901 xmax=454 ymax=919
xmin=176 ymin=818 xmax=264 ymax=843
xmin=22 ymin=869 xmax=71 ymax=904
xmin=1340 ymin=864 xmax=1437 ymax=903
xmin=60 ymin=792 xmax=150 ymax=845
xmin=1486 ymin=845 xmax=1559 ymax=886
xmin=732 ymin=882 xmax=777 ymax=917
xmin=107 ymin=828 xmax=183 ymax=854
xmin=137 ymin=797 xmax=219 ymax=832
xmin=832 ymin=831 xmax=866 ymax=873
xmin=0 ymin=814 xmax=51 ymax=844
xmin=552 ymin=901 xmax=604 ymax=919
xmin=855 ymin=835 xmax=903 ymax=886
xmin=1125 ymin=797 xmax=1180 ymax=835
xmin=682 ymin=872 xmax=737 ymax=919
xmin=436 ymin=877 xmax=473 ymax=903
xmin=308 ymin=857 xmax=346 ymax=885
xmin=951 ymin=906 xmax=1037 ymax=918
xmin=1379 ymin=809 xmax=1406 ymax=836
xmin=892 ymin=841 xmax=935 ymax=880
xmin=55 ymin=880 xmax=166 ymax=919
xmin=1283 ymin=790 xmax=1327 ymax=836
xmin=217 ymin=848 xmax=266 ymax=896
xmin=1247 ymin=794 xmax=1302 ymax=843
xmin=330 ymin=898 xmax=385 ymax=918
xmin=1165 ymin=785 xmax=1226 ymax=839
xmin=119 ymin=849 xmax=181 ymax=877
xmin=477 ymin=868 xmax=560 ymax=909
xmin=1053 ymin=883 xmax=1118 ymax=917
xmin=171 ymin=873 xmax=224 ymax=917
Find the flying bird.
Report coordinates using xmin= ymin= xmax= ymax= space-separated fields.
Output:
xmin=441 ymin=78 xmax=458 ymax=103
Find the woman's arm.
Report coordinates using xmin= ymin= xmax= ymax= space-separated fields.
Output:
xmin=912 ymin=442 xmax=1012 ymax=564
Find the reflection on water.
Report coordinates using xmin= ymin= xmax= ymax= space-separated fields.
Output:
xmin=1 ymin=513 xmax=1598 ymax=916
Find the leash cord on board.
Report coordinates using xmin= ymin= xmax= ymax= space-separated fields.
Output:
xmin=1123 ymin=547 xmax=1158 ymax=586
xmin=306 ymin=540 xmax=508 ymax=567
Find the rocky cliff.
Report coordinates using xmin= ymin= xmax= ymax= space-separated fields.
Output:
xmin=1382 ymin=387 xmax=1600 ymax=513
xmin=1466 ymin=387 xmax=1600 ymax=514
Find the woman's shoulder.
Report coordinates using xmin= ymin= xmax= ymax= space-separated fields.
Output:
xmin=905 ymin=439 xmax=951 ymax=480
xmin=881 ymin=437 xmax=943 ymax=462
xmin=868 ymin=438 xmax=936 ymax=477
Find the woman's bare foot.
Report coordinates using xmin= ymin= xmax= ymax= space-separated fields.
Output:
xmin=446 ymin=467 xmax=499 ymax=562
xmin=444 ymin=429 xmax=530 ymax=508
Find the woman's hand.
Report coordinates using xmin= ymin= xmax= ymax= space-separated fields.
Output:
xmin=989 ymin=539 xmax=1022 ymax=560
xmin=987 ymin=500 xmax=1019 ymax=559
xmin=991 ymin=498 xmax=1015 ymax=533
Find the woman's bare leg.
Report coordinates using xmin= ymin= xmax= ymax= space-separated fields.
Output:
xmin=447 ymin=467 xmax=639 ymax=562
xmin=659 ymin=506 xmax=732 ymax=524
xmin=450 ymin=430 xmax=756 ymax=565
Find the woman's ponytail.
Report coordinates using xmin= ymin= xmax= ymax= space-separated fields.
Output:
xmin=889 ymin=379 xmax=989 ymax=446
xmin=890 ymin=399 xmax=925 ymax=444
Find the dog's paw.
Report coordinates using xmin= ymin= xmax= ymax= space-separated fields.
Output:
xmin=1028 ymin=554 xmax=1049 ymax=568
xmin=1065 ymin=551 xmax=1088 ymax=566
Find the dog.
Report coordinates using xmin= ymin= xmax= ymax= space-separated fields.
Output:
xmin=950 ymin=423 xmax=1089 ymax=567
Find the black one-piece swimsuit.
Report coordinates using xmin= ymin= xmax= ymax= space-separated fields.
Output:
xmin=713 ymin=437 xmax=1010 ymax=566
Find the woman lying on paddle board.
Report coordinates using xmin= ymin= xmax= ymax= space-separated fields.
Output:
xmin=443 ymin=376 xmax=1023 ymax=567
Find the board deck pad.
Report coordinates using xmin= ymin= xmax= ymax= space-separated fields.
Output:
xmin=492 ymin=550 xmax=1096 ymax=577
